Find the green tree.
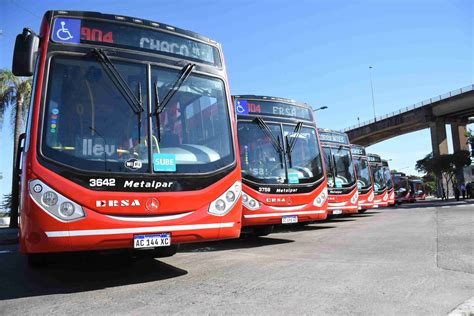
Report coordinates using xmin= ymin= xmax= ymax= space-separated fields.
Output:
xmin=0 ymin=69 xmax=32 ymax=228
xmin=416 ymin=151 xmax=471 ymax=198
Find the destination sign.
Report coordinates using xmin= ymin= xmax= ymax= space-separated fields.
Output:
xmin=51 ymin=17 xmax=221 ymax=66
xmin=235 ymin=99 xmax=313 ymax=120
xmin=351 ymin=146 xmax=366 ymax=156
xmin=367 ymin=154 xmax=381 ymax=163
xmin=318 ymin=131 xmax=349 ymax=145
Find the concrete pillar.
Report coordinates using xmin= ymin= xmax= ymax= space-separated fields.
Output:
xmin=430 ymin=121 xmax=448 ymax=156
xmin=430 ymin=121 xmax=448 ymax=198
xmin=451 ymin=123 xmax=470 ymax=185
xmin=451 ymin=123 xmax=469 ymax=152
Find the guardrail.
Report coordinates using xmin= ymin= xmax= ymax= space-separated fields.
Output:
xmin=343 ymin=84 xmax=474 ymax=132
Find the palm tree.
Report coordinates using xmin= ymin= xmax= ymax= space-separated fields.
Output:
xmin=0 ymin=69 xmax=32 ymax=228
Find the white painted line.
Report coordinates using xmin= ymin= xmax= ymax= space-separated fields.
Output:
xmin=106 ymin=212 xmax=192 ymax=222
xmin=244 ymin=210 xmax=325 ymax=218
xmin=46 ymin=222 xmax=235 ymax=238
xmin=449 ymin=296 xmax=474 ymax=316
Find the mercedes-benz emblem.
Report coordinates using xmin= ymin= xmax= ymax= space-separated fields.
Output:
xmin=145 ymin=198 xmax=160 ymax=212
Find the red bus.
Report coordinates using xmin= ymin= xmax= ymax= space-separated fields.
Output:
xmin=351 ymin=145 xmax=375 ymax=213
xmin=12 ymin=11 xmax=242 ymax=265
xmin=234 ymin=96 xmax=328 ymax=235
xmin=319 ymin=129 xmax=358 ymax=215
xmin=382 ymin=159 xmax=395 ymax=206
xmin=409 ymin=179 xmax=426 ymax=200
xmin=367 ymin=154 xmax=388 ymax=207
xmin=392 ymin=172 xmax=413 ymax=204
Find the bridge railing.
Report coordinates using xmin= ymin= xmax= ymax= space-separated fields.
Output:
xmin=343 ymin=84 xmax=474 ymax=132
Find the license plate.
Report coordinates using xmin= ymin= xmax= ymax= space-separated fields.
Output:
xmin=373 ymin=205 xmax=379 ymax=208
xmin=332 ymin=209 xmax=343 ymax=215
xmin=134 ymin=233 xmax=171 ymax=248
xmin=282 ymin=215 xmax=298 ymax=224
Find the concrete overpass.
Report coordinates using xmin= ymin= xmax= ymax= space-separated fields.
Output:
xmin=344 ymin=85 xmax=474 ymax=156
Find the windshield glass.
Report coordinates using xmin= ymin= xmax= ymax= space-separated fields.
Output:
xmin=43 ymin=55 xmax=148 ymax=172
xmin=354 ymin=157 xmax=372 ymax=190
xmin=283 ymin=125 xmax=324 ymax=183
xmin=323 ymin=146 xmax=356 ymax=188
xmin=383 ymin=167 xmax=393 ymax=190
xmin=42 ymin=55 xmax=234 ymax=174
xmin=371 ymin=164 xmax=386 ymax=193
xmin=151 ymin=67 xmax=233 ymax=173
xmin=237 ymin=121 xmax=285 ymax=184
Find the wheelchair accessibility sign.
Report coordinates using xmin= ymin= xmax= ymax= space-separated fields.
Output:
xmin=235 ymin=100 xmax=248 ymax=115
xmin=52 ymin=18 xmax=81 ymax=44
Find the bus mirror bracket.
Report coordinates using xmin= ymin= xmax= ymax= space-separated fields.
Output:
xmin=12 ymin=28 xmax=39 ymax=77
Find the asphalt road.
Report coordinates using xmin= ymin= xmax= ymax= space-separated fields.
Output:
xmin=0 ymin=200 xmax=472 ymax=315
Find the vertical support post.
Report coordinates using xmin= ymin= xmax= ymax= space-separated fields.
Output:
xmin=430 ymin=121 xmax=448 ymax=197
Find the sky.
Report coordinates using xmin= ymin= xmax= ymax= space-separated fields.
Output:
xmin=0 ymin=0 xmax=473 ymax=198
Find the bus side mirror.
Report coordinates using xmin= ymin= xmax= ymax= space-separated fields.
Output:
xmin=12 ymin=28 xmax=39 ymax=76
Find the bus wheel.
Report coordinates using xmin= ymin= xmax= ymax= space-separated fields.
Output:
xmin=358 ymin=209 xmax=367 ymax=214
xmin=253 ymin=225 xmax=274 ymax=237
xmin=151 ymin=245 xmax=179 ymax=258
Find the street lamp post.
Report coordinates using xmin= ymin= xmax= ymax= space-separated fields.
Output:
xmin=369 ymin=66 xmax=376 ymax=122
xmin=313 ymin=106 xmax=328 ymax=112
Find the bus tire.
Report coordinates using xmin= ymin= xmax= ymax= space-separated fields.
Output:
xmin=152 ymin=245 xmax=179 ymax=258
xmin=358 ymin=209 xmax=367 ymax=213
xmin=253 ymin=225 xmax=274 ymax=237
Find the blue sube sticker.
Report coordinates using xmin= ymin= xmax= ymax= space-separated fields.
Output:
xmin=52 ymin=18 xmax=81 ymax=44
xmin=153 ymin=153 xmax=176 ymax=172
xmin=288 ymin=173 xmax=299 ymax=184
xmin=235 ymin=100 xmax=249 ymax=115
xmin=335 ymin=178 xmax=343 ymax=188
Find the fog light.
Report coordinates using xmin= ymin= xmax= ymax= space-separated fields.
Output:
xmin=226 ymin=191 xmax=236 ymax=203
xmin=215 ymin=199 xmax=226 ymax=212
xmin=42 ymin=191 xmax=58 ymax=206
xmin=59 ymin=201 xmax=75 ymax=217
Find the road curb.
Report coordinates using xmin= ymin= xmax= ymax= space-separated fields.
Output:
xmin=449 ymin=297 xmax=474 ymax=316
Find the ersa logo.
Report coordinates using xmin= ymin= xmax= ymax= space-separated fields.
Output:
xmin=96 ymin=199 xmax=141 ymax=208
xmin=125 ymin=158 xmax=142 ymax=171
xmin=265 ymin=197 xmax=292 ymax=204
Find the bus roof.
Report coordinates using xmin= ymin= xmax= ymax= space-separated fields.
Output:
xmin=45 ymin=10 xmax=220 ymax=46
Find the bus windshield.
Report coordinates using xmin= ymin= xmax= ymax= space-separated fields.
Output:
xmin=323 ymin=146 xmax=356 ymax=188
xmin=354 ymin=157 xmax=372 ymax=189
xmin=371 ymin=165 xmax=386 ymax=192
xmin=238 ymin=122 xmax=323 ymax=184
xmin=383 ymin=167 xmax=393 ymax=190
xmin=238 ymin=122 xmax=285 ymax=184
xmin=42 ymin=55 xmax=233 ymax=174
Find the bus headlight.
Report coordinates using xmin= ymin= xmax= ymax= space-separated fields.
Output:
xmin=313 ymin=188 xmax=328 ymax=207
xmin=242 ymin=192 xmax=260 ymax=210
xmin=351 ymin=192 xmax=359 ymax=204
xmin=208 ymin=181 xmax=242 ymax=216
xmin=29 ymin=179 xmax=85 ymax=221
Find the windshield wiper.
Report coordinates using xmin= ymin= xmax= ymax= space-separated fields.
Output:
xmin=154 ymin=63 xmax=195 ymax=142
xmin=254 ymin=117 xmax=284 ymax=154
xmin=286 ymin=122 xmax=303 ymax=154
xmin=93 ymin=48 xmax=144 ymax=140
